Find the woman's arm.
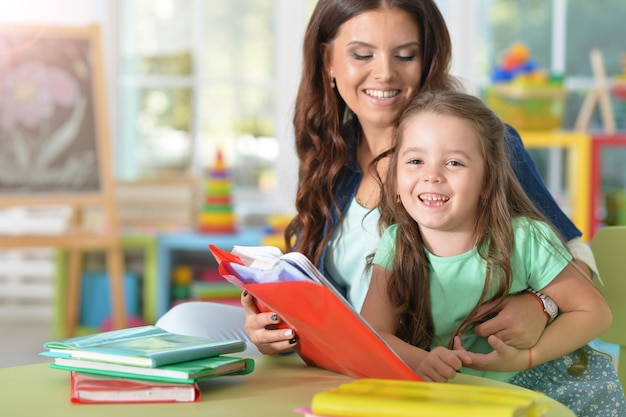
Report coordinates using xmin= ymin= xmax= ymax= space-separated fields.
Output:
xmin=504 ymin=124 xmax=581 ymax=241
xmin=473 ymin=126 xmax=598 ymax=348
xmin=361 ymin=265 xmax=471 ymax=381
xmin=462 ymin=262 xmax=611 ymax=372
xmin=531 ymin=262 xmax=610 ymax=362
xmin=473 ymin=238 xmax=598 ymax=347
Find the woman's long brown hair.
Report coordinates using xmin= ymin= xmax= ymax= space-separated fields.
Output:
xmin=285 ymin=0 xmax=456 ymax=264
xmin=379 ymin=91 xmax=567 ymax=350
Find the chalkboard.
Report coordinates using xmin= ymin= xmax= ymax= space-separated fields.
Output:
xmin=0 ymin=26 xmax=127 ymax=335
xmin=0 ymin=25 xmax=110 ymax=200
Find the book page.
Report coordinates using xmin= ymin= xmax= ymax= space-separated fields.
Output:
xmin=232 ymin=245 xmax=284 ymax=269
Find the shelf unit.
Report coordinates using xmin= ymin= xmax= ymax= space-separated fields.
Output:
xmin=156 ymin=229 xmax=265 ymax=318
xmin=53 ymin=234 xmax=157 ymax=337
xmin=519 ymin=130 xmax=591 ymax=240
xmin=590 ymin=134 xmax=626 ymax=237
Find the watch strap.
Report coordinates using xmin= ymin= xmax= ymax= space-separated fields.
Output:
xmin=525 ymin=288 xmax=557 ymax=324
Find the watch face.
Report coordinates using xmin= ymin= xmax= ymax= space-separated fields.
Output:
xmin=544 ymin=297 xmax=559 ymax=317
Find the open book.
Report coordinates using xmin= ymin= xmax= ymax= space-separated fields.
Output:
xmin=209 ymin=244 xmax=419 ymax=380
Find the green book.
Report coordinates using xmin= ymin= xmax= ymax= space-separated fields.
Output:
xmin=50 ymin=355 xmax=255 ymax=384
xmin=41 ymin=325 xmax=246 ymax=367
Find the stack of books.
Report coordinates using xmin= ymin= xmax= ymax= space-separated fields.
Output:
xmin=296 ymin=378 xmax=552 ymax=417
xmin=41 ymin=325 xmax=254 ymax=404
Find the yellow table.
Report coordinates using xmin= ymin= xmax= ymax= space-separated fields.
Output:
xmin=0 ymin=356 xmax=574 ymax=417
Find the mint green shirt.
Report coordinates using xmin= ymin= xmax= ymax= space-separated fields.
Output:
xmin=325 ymin=198 xmax=380 ymax=312
xmin=373 ymin=217 xmax=572 ymax=382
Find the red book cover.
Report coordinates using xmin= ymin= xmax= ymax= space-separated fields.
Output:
xmin=70 ymin=371 xmax=201 ymax=404
xmin=208 ymin=244 xmax=419 ymax=381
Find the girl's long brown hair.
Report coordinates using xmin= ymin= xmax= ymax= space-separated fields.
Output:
xmin=285 ymin=0 xmax=456 ymax=264
xmin=379 ymin=91 xmax=565 ymax=350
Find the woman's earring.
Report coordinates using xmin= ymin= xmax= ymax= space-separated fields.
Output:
xmin=396 ymin=194 xmax=401 ymax=203
xmin=330 ymin=77 xmax=336 ymax=89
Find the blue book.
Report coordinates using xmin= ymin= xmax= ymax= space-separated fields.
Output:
xmin=41 ymin=325 xmax=246 ymax=368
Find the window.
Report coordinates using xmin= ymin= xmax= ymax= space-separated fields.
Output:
xmin=443 ymin=0 xmax=626 ymax=129
xmin=440 ymin=0 xmax=626 ymax=228
xmin=114 ymin=0 xmax=315 ymax=225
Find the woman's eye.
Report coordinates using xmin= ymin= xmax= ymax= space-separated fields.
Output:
xmin=396 ymin=54 xmax=416 ymax=62
xmin=352 ymin=52 xmax=372 ymax=60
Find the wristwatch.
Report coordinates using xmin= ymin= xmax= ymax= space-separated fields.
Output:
xmin=525 ymin=288 xmax=559 ymax=324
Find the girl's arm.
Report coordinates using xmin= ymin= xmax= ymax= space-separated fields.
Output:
xmin=361 ymin=265 xmax=471 ymax=381
xmin=463 ymin=261 xmax=611 ymax=372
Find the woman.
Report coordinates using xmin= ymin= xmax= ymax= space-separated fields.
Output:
xmin=158 ymin=0 xmax=597 ymax=356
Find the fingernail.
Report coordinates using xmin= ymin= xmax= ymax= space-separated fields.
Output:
xmin=289 ymin=337 xmax=298 ymax=345
xmin=283 ymin=329 xmax=293 ymax=337
xmin=242 ymin=290 xmax=248 ymax=297
xmin=271 ymin=313 xmax=278 ymax=322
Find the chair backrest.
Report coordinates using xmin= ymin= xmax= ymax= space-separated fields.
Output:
xmin=591 ymin=226 xmax=626 ymax=346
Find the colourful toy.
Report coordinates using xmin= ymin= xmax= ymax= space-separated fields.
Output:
xmin=490 ymin=42 xmax=557 ymax=86
xmin=197 ymin=149 xmax=237 ymax=234
xmin=261 ymin=214 xmax=294 ymax=251
xmin=171 ymin=264 xmax=193 ymax=286
xmin=487 ymin=42 xmax=566 ymax=130
xmin=170 ymin=264 xmax=193 ymax=301
xmin=612 ymin=52 xmax=626 ymax=101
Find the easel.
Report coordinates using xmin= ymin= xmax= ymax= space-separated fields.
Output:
xmin=0 ymin=25 xmax=127 ymax=336
xmin=575 ymin=49 xmax=617 ymax=133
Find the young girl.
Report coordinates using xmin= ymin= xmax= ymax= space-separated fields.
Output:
xmin=361 ymin=90 xmax=625 ymax=417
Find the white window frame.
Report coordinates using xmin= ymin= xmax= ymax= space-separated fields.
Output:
xmin=110 ymin=0 xmax=311 ymax=222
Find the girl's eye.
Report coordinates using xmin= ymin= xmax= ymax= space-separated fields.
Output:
xmin=447 ymin=160 xmax=463 ymax=167
xmin=408 ymin=158 xmax=422 ymax=165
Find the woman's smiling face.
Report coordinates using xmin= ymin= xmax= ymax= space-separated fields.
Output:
xmin=324 ymin=7 xmax=423 ymax=133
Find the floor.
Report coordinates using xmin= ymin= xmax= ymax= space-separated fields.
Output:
xmin=0 ymin=320 xmax=53 ymax=368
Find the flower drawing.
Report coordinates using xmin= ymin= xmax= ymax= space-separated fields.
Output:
xmin=1 ymin=60 xmax=79 ymax=132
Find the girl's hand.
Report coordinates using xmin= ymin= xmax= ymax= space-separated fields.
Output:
xmin=455 ymin=335 xmax=528 ymax=372
xmin=473 ymin=292 xmax=546 ymax=348
xmin=415 ymin=345 xmax=472 ymax=382
xmin=241 ymin=290 xmax=297 ymax=355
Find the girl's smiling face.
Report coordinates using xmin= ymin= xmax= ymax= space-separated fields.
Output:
xmin=396 ymin=112 xmax=486 ymax=236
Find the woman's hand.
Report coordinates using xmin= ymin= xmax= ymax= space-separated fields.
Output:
xmin=241 ymin=290 xmax=298 ymax=355
xmin=473 ymin=292 xmax=547 ymax=348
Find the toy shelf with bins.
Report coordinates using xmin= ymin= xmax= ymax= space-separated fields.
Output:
xmin=53 ymin=234 xmax=157 ymax=337
xmin=156 ymin=228 xmax=265 ymax=318
xmin=519 ymin=131 xmax=591 ymax=241
xmin=54 ymin=229 xmax=267 ymax=337
xmin=590 ymin=134 xmax=626 ymax=238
